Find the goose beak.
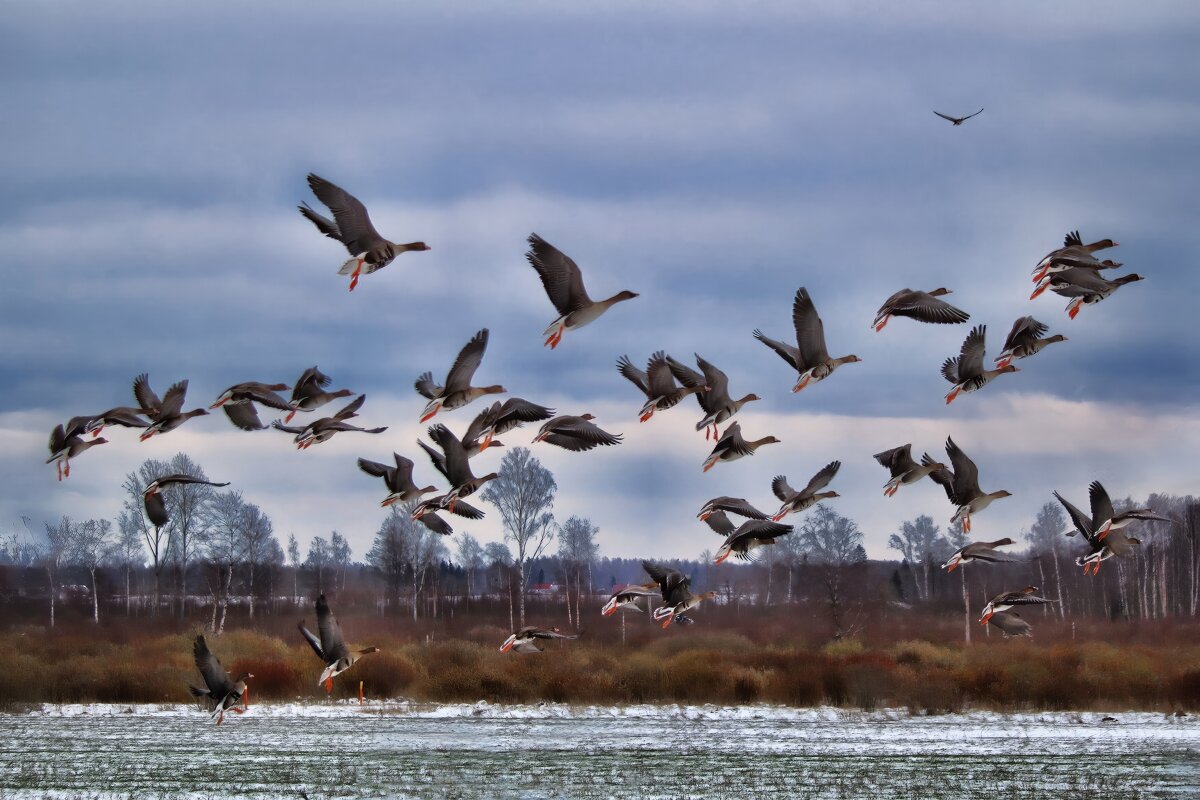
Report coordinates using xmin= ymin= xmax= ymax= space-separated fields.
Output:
xmin=601 ymin=599 xmax=617 ymax=616
xmin=499 ymin=636 xmax=516 ymax=653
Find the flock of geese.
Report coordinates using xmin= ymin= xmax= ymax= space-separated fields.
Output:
xmin=41 ymin=163 xmax=1161 ymax=722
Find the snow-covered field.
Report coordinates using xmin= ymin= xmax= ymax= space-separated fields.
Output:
xmin=3 ymin=702 xmax=1196 ymax=798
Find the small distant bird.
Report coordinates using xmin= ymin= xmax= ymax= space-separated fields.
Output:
xmin=703 ymin=511 xmax=794 ymax=565
xmin=601 ymin=582 xmax=660 ymax=616
xmin=696 ymin=496 xmax=770 ymax=523
xmin=874 ymin=445 xmax=946 ymax=499
xmin=1031 ymin=268 xmax=1144 ymax=319
xmin=994 ymin=317 xmax=1067 ymax=369
xmin=643 ymin=560 xmax=716 ymax=629
xmin=142 ymin=474 xmax=231 ymax=528
xmin=702 ymin=421 xmax=780 ymax=473
xmin=942 ymin=325 xmax=1018 ymax=404
xmin=979 ymin=586 xmax=1057 ymax=624
xmin=872 ymin=288 xmax=969 ymax=332
xmin=616 ymin=351 xmax=707 ymax=423
xmin=532 ymin=414 xmax=623 ymax=451
xmin=525 ymin=233 xmax=638 ymax=349
xmin=133 ymin=375 xmax=208 ymax=440
xmin=298 ymin=594 xmax=380 ymax=693
xmin=941 ymin=538 xmax=1019 ymax=572
xmin=667 ymin=354 xmax=760 ymax=440
xmin=925 ymin=437 xmax=1011 ymax=533
xmin=986 ymin=610 xmax=1032 ymax=638
xmin=1031 ymin=231 xmax=1120 ymax=283
xmin=188 ymin=635 xmax=252 ymax=726
xmin=754 ymin=287 xmax=861 ymax=393
xmin=209 ymin=381 xmax=292 ymax=431
xmin=418 ymin=424 xmax=499 ymax=509
xmin=46 ymin=423 xmax=107 ymax=481
xmin=499 ymin=627 xmax=579 ymax=654
xmin=357 ymin=453 xmax=437 ymax=508
xmin=285 ymin=366 xmax=354 ymax=423
xmin=771 ymin=461 xmax=841 ymax=521
xmin=933 ymin=108 xmax=984 ymax=126
xmin=299 ymin=173 xmax=430 ymax=291
xmin=414 ymin=328 xmax=506 ymax=423
xmin=272 ymin=394 xmax=387 ymax=449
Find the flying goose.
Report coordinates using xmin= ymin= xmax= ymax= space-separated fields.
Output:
xmin=986 ymin=610 xmax=1033 ymax=638
xmin=696 ymin=496 xmax=771 ymax=522
xmin=357 ymin=453 xmax=437 ymax=508
xmin=418 ymin=424 xmax=498 ymax=508
xmin=414 ymin=328 xmax=505 ymax=423
xmin=873 ymin=445 xmax=944 ymax=498
xmin=133 ymin=375 xmax=208 ymax=440
xmin=754 ymin=287 xmax=861 ymax=392
xmin=942 ymin=325 xmax=1018 ymax=404
xmin=460 ymin=397 xmax=555 ymax=453
xmin=642 ymin=560 xmax=716 ymax=629
xmin=1089 ymin=480 xmax=1170 ymax=540
xmin=703 ymin=510 xmax=794 ymax=564
xmin=299 ymin=173 xmax=429 ymax=291
xmin=142 ymin=474 xmax=231 ymax=528
xmin=940 ymin=538 xmax=1018 ymax=572
xmin=46 ymin=424 xmax=107 ymax=481
xmin=617 ymin=351 xmax=707 ymax=422
xmin=667 ymin=354 xmax=760 ymax=440
xmin=771 ymin=461 xmax=841 ymax=521
xmin=188 ymin=635 xmax=252 ymax=726
xmin=499 ymin=627 xmax=580 ymax=654
xmin=872 ymin=288 xmax=969 ymax=331
xmin=601 ymin=582 xmax=660 ymax=616
xmin=979 ymin=586 xmax=1057 ymax=624
xmin=1032 ymin=230 xmax=1120 ymax=283
xmin=285 ymin=366 xmax=354 ymax=423
xmin=298 ymin=594 xmax=380 ymax=692
xmin=63 ymin=407 xmax=148 ymax=439
xmin=933 ymin=108 xmax=984 ymax=126
xmin=525 ymin=233 xmax=638 ymax=349
xmin=702 ymin=421 xmax=780 ymax=473
xmin=994 ymin=317 xmax=1067 ymax=368
xmin=1031 ymin=268 xmax=1144 ymax=319
xmin=532 ymin=414 xmax=623 ymax=451
xmin=411 ymin=494 xmax=485 ymax=536
xmin=924 ymin=438 xmax=1011 ymax=533
xmin=209 ymin=381 xmax=292 ymax=431
xmin=271 ymin=394 xmax=387 ymax=448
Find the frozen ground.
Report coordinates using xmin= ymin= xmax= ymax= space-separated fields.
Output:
xmin=2 ymin=702 xmax=1196 ymax=798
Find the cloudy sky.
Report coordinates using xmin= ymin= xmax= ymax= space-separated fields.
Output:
xmin=4 ymin=1 xmax=1198 ymax=562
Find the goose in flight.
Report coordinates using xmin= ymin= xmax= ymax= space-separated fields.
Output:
xmin=298 ymin=594 xmax=380 ymax=692
xmin=299 ymin=173 xmax=429 ymax=291
xmin=414 ymin=328 xmax=505 ymax=423
xmin=188 ymin=635 xmax=252 ymax=726
xmin=754 ymin=287 xmax=860 ymax=393
xmin=525 ymin=233 xmax=638 ymax=349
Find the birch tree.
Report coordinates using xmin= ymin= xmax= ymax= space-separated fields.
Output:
xmin=480 ymin=448 xmax=556 ymax=628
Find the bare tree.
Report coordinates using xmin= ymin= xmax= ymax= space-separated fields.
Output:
xmin=330 ymin=531 xmax=352 ymax=593
xmin=242 ymin=505 xmax=276 ymax=619
xmin=481 ymin=448 xmax=556 ymax=628
xmin=287 ymin=533 xmax=301 ymax=603
xmin=557 ymin=516 xmax=600 ymax=626
xmin=484 ymin=541 xmax=515 ymax=629
xmin=69 ymin=519 xmax=114 ymax=624
xmin=40 ymin=518 xmax=74 ymax=628
xmin=456 ymin=533 xmax=485 ymax=600
xmin=203 ymin=490 xmax=246 ymax=633
xmin=306 ymin=535 xmax=332 ymax=595
xmin=114 ymin=509 xmax=146 ymax=616
xmin=946 ymin=519 xmax=971 ymax=642
xmin=121 ymin=457 xmax=172 ymax=615
xmin=887 ymin=515 xmax=949 ymax=601
xmin=367 ymin=508 xmax=408 ymax=613
xmin=799 ymin=506 xmax=867 ymax=639
xmin=1025 ymin=501 xmax=1068 ymax=619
